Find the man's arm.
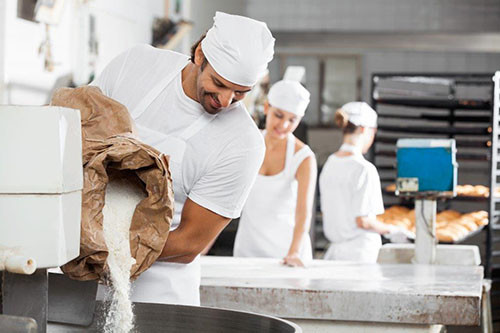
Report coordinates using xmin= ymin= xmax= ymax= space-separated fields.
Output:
xmin=159 ymin=198 xmax=231 ymax=263
xmin=159 ymin=134 xmax=265 ymax=264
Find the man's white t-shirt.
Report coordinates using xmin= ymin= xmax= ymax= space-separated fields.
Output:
xmin=319 ymin=154 xmax=384 ymax=244
xmin=92 ymin=44 xmax=265 ymax=226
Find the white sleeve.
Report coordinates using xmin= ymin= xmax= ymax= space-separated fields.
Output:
xmin=291 ymin=145 xmax=314 ymax=177
xmin=351 ymin=165 xmax=385 ymax=217
xmin=188 ymin=141 xmax=265 ymax=219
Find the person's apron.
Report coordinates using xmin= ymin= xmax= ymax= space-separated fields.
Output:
xmin=323 ymin=143 xmax=382 ymax=264
xmin=126 ymin=57 xmax=216 ymax=305
xmin=324 ymin=232 xmax=381 ymax=263
xmin=233 ymin=133 xmax=312 ymax=262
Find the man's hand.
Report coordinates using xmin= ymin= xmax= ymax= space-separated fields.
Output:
xmin=160 ymin=198 xmax=231 ymax=263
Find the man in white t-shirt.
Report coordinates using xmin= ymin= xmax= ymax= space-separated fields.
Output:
xmin=92 ymin=12 xmax=275 ymax=305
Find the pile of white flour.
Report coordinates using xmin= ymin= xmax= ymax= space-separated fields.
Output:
xmin=102 ymin=176 xmax=146 ymax=333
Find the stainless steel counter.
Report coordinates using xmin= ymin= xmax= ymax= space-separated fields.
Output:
xmin=200 ymin=256 xmax=483 ymax=326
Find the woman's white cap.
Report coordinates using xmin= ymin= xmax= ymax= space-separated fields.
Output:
xmin=268 ymin=80 xmax=310 ymax=117
xmin=201 ymin=12 xmax=275 ymax=87
xmin=340 ymin=101 xmax=378 ymax=128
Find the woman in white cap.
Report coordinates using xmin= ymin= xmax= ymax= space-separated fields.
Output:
xmin=92 ymin=12 xmax=274 ymax=305
xmin=319 ymin=102 xmax=410 ymax=263
xmin=233 ymin=80 xmax=317 ymax=267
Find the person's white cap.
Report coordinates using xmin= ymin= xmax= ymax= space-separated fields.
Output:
xmin=201 ymin=12 xmax=275 ymax=87
xmin=340 ymin=101 xmax=378 ymax=128
xmin=268 ymin=80 xmax=310 ymax=117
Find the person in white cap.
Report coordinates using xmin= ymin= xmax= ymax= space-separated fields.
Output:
xmin=233 ymin=80 xmax=317 ymax=267
xmin=91 ymin=12 xmax=274 ymax=305
xmin=319 ymin=102 xmax=412 ymax=263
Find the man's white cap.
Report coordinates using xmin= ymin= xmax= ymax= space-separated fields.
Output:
xmin=340 ymin=102 xmax=378 ymax=128
xmin=268 ymin=80 xmax=310 ymax=117
xmin=201 ymin=12 xmax=275 ymax=87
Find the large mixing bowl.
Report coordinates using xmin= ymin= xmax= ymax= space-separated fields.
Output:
xmin=48 ymin=301 xmax=301 ymax=333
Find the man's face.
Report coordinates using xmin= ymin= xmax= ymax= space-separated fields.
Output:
xmin=196 ymin=61 xmax=252 ymax=115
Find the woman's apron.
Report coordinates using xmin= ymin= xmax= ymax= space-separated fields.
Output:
xmin=234 ymin=133 xmax=312 ymax=261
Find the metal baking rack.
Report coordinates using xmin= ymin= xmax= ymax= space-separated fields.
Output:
xmin=371 ymin=72 xmax=495 ymax=256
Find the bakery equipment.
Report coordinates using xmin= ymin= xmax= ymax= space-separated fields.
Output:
xmin=0 ymin=105 xmax=301 ymax=333
xmin=0 ymin=105 xmax=83 ymax=332
xmin=371 ymin=72 xmax=495 ymax=267
xmin=395 ymin=138 xmax=458 ymax=264
xmin=200 ymin=256 xmax=483 ymax=332
xmin=396 ymin=139 xmax=457 ymax=196
xmin=47 ymin=299 xmax=301 ymax=332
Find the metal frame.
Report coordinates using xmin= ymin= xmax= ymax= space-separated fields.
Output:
xmin=488 ymin=72 xmax=500 ymax=279
xmin=371 ymin=72 xmax=494 ymax=246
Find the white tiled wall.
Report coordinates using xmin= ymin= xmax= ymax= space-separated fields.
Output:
xmin=3 ymin=0 xmax=164 ymax=105
xmin=187 ymin=0 xmax=247 ymax=46
xmin=246 ymin=0 xmax=500 ymax=32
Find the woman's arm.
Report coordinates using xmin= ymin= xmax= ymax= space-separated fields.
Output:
xmin=356 ymin=216 xmax=414 ymax=242
xmin=353 ymin=165 xmax=395 ymax=236
xmin=355 ymin=216 xmax=393 ymax=235
xmin=284 ymin=154 xmax=317 ymax=267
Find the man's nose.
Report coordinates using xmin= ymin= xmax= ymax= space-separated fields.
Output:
xmin=218 ymin=90 xmax=234 ymax=108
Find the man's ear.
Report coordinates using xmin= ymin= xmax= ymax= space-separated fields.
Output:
xmin=194 ymin=44 xmax=205 ymax=66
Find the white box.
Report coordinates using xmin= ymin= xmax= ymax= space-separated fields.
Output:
xmin=377 ymin=243 xmax=481 ymax=266
xmin=0 ymin=191 xmax=82 ymax=268
xmin=0 ymin=105 xmax=83 ymax=194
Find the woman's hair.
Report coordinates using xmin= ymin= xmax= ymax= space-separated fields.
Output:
xmin=334 ymin=109 xmax=358 ymax=134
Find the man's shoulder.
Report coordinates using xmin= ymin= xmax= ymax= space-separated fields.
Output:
xmin=215 ymin=104 xmax=264 ymax=151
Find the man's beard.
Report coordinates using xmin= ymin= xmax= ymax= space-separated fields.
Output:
xmin=200 ymin=91 xmax=221 ymax=115
xmin=198 ymin=89 xmax=236 ymax=115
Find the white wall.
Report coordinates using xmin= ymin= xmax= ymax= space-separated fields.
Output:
xmin=247 ymin=0 xmax=500 ymax=33
xmin=91 ymin=0 xmax=164 ymax=75
xmin=187 ymin=0 xmax=247 ymax=46
xmin=4 ymin=0 xmax=74 ymax=105
xmin=3 ymin=0 xmax=164 ymax=105
xmin=0 ymin=0 xmax=6 ymax=104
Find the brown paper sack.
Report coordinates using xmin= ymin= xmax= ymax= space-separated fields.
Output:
xmin=51 ymin=86 xmax=173 ymax=282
